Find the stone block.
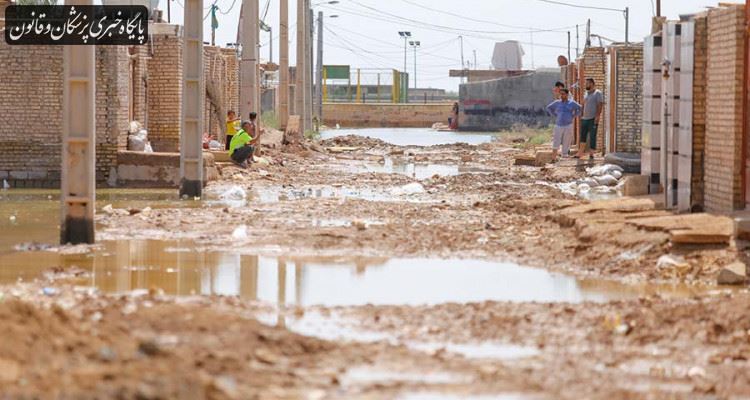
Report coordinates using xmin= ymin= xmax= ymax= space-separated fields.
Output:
xmin=622 ymin=175 xmax=650 ymax=197
xmin=717 ymin=262 xmax=747 ymax=285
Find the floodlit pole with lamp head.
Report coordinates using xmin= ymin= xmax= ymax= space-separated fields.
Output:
xmin=409 ymin=40 xmax=420 ymax=89
xmin=398 ymin=31 xmax=411 ymax=74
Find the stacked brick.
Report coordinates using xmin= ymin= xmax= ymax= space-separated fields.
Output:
xmin=147 ymin=28 xmax=183 ymax=153
xmin=579 ymin=47 xmax=607 ymax=153
xmin=705 ymin=4 xmax=745 ymax=212
xmin=612 ymin=45 xmax=643 ymax=153
xmin=222 ymin=47 xmax=240 ymax=117
xmin=95 ymin=46 xmax=131 ymax=182
xmin=0 ymin=43 xmax=128 ymax=187
xmin=130 ymin=45 xmax=150 ymax=126
xmin=691 ymin=15 xmax=708 ymax=209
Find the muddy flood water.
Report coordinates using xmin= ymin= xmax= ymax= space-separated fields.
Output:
xmin=0 ymin=189 xmax=724 ymax=307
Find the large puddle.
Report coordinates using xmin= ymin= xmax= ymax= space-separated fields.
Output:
xmin=0 ymin=189 xmax=199 ymax=252
xmin=321 ymin=128 xmax=497 ymax=147
xmin=0 ymin=239 xmax=723 ymax=306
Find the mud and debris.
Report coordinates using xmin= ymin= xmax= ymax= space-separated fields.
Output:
xmin=1 ymin=128 xmax=749 ymax=398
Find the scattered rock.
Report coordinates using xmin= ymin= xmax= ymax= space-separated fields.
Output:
xmin=137 ymin=340 xmax=162 ymax=357
xmin=351 ymin=220 xmax=367 ymax=231
xmin=717 ymin=262 xmax=747 ymax=286
xmin=460 ymin=154 xmax=473 ymax=162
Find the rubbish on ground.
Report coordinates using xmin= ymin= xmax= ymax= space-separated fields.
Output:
xmin=254 ymin=156 xmax=271 ymax=166
xmin=232 ymin=225 xmax=248 ymax=240
xmin=42 ymin=287 xmax=58 ymax=296
xmin=2 ymin=179 xmax=9 ymax=190
xmin=587 ymin=164 xmax=624 ymax=177
xmin=594 ymin=174 xmax=619 ymax=187
xmin=656 ymin=255 xmax=691 ymax=278
xmin=390 ymin=182 xmax=425 ymax=196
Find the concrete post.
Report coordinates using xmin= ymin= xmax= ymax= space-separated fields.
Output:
xmin=316 ymin=11 xmax=323 ymax=121
xmin=240 ymin=0 xmax=259 ymax=120
xmin=295 ymin=0 xmax=306 ymax=131
xmin=279 ymin=0 xmax=289 ymax=129
xmin=61 ymin=0 xmax=96 ymax=244
xmin=180 ymin=0 xmax=205 ymax=198
xmin=305 ymin=3 xmax=313 ymax=131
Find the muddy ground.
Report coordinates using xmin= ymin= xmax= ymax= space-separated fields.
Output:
xmin=2 ymin=131 xmax=750 ymax=399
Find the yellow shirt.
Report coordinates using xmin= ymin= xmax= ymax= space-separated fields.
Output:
xmin=226 ymin=119 xmax=240 ymax=136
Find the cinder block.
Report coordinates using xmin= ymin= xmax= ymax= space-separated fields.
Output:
xmin=623 ymin=174 xmax=650 ymax=197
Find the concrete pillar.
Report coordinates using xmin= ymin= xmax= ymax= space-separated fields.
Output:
xmin=61 ymin=0 xmax=96 ymax=244
xmin=295 ymin=0 xmax=307 ymax=131
xmin=279 ymin=0 xmax=289 ymax=129
xmin=180 ymin=0 xmax=205 ymax=198
xmin=239 ymin=0 xmax=259 ymax=120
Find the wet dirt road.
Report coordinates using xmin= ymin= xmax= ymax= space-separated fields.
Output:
xmin=1 ymin=128 xmax=749 ymax=399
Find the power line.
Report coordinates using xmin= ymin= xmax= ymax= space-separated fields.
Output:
xmin=321 ymin=4 xmax=570 ymax=50
xmin=535 ymin=0 xmax=623 ymax=13
xmin=398 ymin=0 xmax=575 ymax=33
xmin=218 ymin=0 xmax=237 ymax=15
xmin=347 ymin=0 xmax=577 ymax=36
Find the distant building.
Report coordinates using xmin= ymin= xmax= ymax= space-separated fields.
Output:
xmin=492 ymin=41 xmax=524 ymax=71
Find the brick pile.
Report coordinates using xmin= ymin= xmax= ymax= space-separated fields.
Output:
xmin=705 ymin=4 xmax=745 ymax=212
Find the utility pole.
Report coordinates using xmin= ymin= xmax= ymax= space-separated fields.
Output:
xmin=567 ymin=31 xmax=571 ymax=62
xmin=459 ymin=35 xmax=464 ymax=83
xmin=576 ymin=24 xmax=579 ymax=58
xmin=279 ymin=0 xmax=289 ymax=129
xmin=656 ymin=0 xmax=661 ymax=17
xmin=180 ymin=0 xmax=204 ymax=198
xmin=625 ymin=7 xmax=629 ymax=44
xmin=239 ymin=0 xmax=259 ymax=121
xmin=316 ymin=11 xmax=323 ymax=121
xmin=296 ymin=0 xmax=308 ymax=131
xmin=61 ymin=0 xmax=95 ymax=244
xmin=586 ymin=19 xmax=591 ymax=47
xmin=473 ymin=49 xmax=477 ymax=70
xmin=529 ymin=31 xmax=535 ymax=69
xmin=167 ymin=0 xmax=170 ymax=22
xmin=210 ymin=2 xmax=216 ymax=46
xmin=306 ymin=5 xmax=313 ymax=130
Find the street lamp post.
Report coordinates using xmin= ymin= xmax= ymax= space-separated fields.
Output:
xmin=409 ymin=40 xmax=420 ymax=89
xmin=398 ymin=31 xmax=411 ymax=74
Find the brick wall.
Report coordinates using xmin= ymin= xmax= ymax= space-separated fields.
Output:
xmin=0 ymin=43 xmax=128 ymax=187
xmin=147 ymin=29 xmax=183 ymax=152
xmin=96 ymin=46 xmax=131 ymax=183
xmin=131 ymin=45 xmax=150 ymax=125
xmin=692 ymin=15 xmax=707 ymax=209
xmin=222 ymin=47 xmax=240 ymax=117
xmin=204 ymin=46 xmax=226 ymax=138
xmin=323 ymin=103 xmax=454 ymax=128
xmin=705 ymin=5 xmax=745 ymax=212
xmin=612 ymin=45 xmax=643 ymax=153
xmin=579 ymin=47 xmax=608 ymax=153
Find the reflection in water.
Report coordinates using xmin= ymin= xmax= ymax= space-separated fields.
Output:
xmin=0 ymin=239 xmax=726 ymax=306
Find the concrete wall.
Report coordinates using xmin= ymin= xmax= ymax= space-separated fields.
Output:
xmin=459 ymin=70 xmax=559 ymax=131
xmin=0 ymin=44 xmax=129 ymax=188
xmin=322 ymin=103 xmax=454 ymax=128
xmin=116 ymin=151 xmax=218 ymax=188
xmin=705 ymin=4 xmax=745 ymax=212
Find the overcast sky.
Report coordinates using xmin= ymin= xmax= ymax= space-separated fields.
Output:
xmin=168 ymin=0 xmax=719 ymax=91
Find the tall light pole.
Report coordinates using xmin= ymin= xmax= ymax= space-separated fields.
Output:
xmin=398 ymin=31 xmax=411 ymax=74
xmin=409 ymin=40 xmax=420 ymax=89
